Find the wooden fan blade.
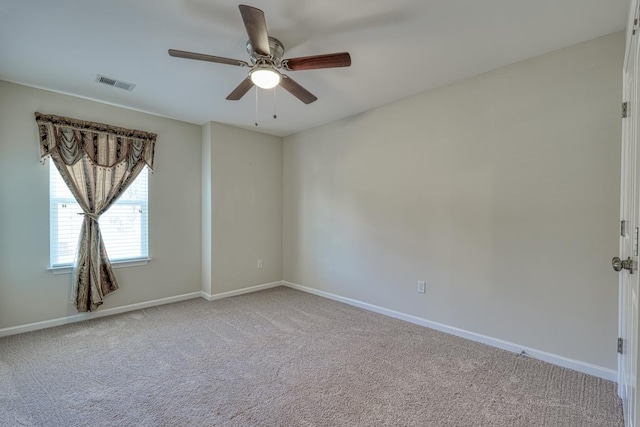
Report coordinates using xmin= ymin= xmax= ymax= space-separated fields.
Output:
xmin=283 ymin=52 xmax=351 ymax=71
xmin=279 ymin=75 xmax=317 ymax=104
xmin=169 ymin=49 xmax=249 ymax=67
xmin=226 ymin=77 xmax=254 ymax=100
xmin=239 ymin=5 xmax=270 ymax=57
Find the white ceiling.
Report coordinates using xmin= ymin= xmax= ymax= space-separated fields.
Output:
xmin=0 ymin=0 xmax=628 ymax=137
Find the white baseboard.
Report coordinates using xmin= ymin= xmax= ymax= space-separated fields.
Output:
xmin=2 ymin=279 xmax=618 ymax=382
xmin=282 ymin=281 xmax=617 ymax=382
xmin=200 ymin=281 xmax=283 ymax=301
xmin=1 ymin=281 xmax=279 ymax=338
xmin=0 ymin=291 xmax=202 ymax=338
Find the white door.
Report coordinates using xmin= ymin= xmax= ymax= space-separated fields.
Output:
xmin=620 ymin=2 xmax=640 ymax=426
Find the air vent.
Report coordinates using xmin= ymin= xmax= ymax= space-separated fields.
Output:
xmin=95 ymin=74 xmax=136 ymax=91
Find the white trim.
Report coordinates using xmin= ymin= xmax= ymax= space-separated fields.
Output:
xmin=1 ymin=281 xmax=280 ymax=338
xmin=48 ymin=258 xmax=152 ymax=275
xmin=623 ymin=0 xmax=639 ymax=72
xmin=200 ymin=281 xmax=283 ymax=301
xmin=2 ymin=279 xmax=617 ymax=382
xmin=282 ymin=281 xmax=617 ymax=382
xmin=0 ymin=291 xmax=201 ymax=338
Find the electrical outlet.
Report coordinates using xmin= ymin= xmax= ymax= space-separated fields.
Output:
xmin=417 ymin=280 xmax=426 ymax=294
xmin=257 ymin=260 xmax=263 ymax=269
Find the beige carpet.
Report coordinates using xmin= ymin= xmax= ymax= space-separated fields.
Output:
xmin=0 ymin=287 xmax=623 ymax=426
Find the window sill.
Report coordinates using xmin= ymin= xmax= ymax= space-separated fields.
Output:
xmin=47 ymin=258 xmax=152 ymax=275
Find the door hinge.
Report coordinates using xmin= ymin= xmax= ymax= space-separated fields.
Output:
xmin=622 ymin=220 xmax=627 ymax=236
xmin=618 ymin=337 xmax=624 ymax=354
xmin=623 ymin=102 xmax=629 ymax=118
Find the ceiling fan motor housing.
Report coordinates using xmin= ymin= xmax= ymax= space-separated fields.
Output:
xmin=246 ymin=36 xmax=285 ymax=65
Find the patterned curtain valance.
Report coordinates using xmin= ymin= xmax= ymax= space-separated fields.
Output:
xmin=35 ymin=112 xmax=156 ymax=171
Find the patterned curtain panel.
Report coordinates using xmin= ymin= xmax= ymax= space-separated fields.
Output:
xmin=35 ymin=113 xmax=156 ymax=312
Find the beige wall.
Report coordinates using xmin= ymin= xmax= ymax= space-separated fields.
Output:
xmin=0 ymin=81 xmax=202 ymax=329
xmin=283 ymin=32 xmax=623 ymax=369
xmin=202 ymin=122 xmax=282 ymax=295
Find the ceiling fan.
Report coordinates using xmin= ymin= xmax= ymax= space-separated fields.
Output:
xmin=169 ymin=4 xmax=351 ymax=104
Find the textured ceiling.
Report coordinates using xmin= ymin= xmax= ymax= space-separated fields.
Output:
xmin=0 ymin=0 xmax=628 ymax=136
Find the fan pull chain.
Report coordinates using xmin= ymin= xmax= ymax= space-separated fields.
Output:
xmin=273 ymin=86 xmax=277 ymax=119
xmin=255 ymin=87 xmax=259 ymax=127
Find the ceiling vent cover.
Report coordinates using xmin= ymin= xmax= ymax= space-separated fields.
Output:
xmin=95 ymin=74 xmax=136 ymax=91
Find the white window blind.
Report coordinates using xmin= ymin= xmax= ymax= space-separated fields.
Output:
xmin=49 ymin=164 xmax=149 ymax=268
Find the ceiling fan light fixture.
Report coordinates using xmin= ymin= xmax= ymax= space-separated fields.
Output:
xmin=250 ymin=68 xmax=281 ymax=89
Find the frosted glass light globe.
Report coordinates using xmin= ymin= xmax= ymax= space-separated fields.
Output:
xmin=250 ymin=69 xmax=281 ymax=89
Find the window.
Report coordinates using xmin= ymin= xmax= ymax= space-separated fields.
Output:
xmin=49 ymin=164 xmax=149 ymax=268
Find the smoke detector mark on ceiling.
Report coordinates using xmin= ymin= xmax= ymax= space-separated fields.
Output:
xmin=95 ymin=74 xmax=136 ymax=91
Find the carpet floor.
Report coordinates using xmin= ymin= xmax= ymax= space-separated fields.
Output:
xmin=0 ymin=286 xmax=624 ymax=426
